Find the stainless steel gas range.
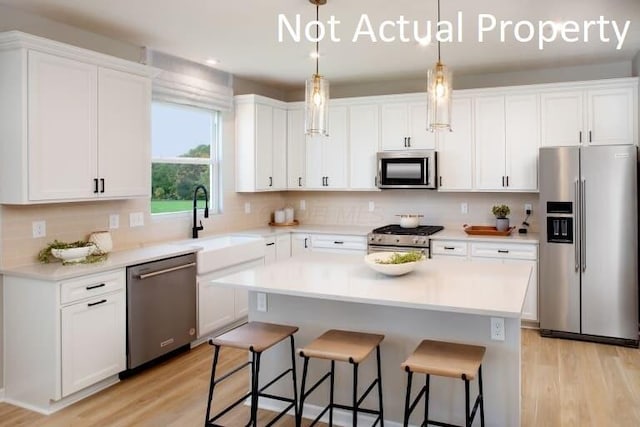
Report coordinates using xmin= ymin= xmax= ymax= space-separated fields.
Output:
xmin=367 ymin=224 xmax=444 ymax=257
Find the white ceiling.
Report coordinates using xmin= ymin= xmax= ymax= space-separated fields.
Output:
xmin=1 ymin=0 xmax=639 ymax=89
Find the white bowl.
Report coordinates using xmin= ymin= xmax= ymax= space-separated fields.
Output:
xmin=364 ymin=252 xmax=422 ymax=276
xmin=51 ymin=245 xmax=96 ymax=263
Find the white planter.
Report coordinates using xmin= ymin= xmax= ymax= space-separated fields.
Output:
xmin=496 ymin=218 xmax=510 ymax=231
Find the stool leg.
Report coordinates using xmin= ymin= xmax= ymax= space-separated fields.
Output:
xmin=424 ymin=374 xmax=430 ymax=427
xmin=289 ymin=336 xmax=299 ymax=423
xmin=403 ymin=370 xmax=413 ymax=427
xmin=478 ymin=365 xmax=485 ymax=427
xmin=464 ymin=375 xmax=470 ymax=427
xmin=329 ymin=360 xmax=335 ymax=426
xmin=352 ymin=362 xmax=359 ymax=427
xmin=298 ymin=356 xmax=310 ymax=427
xmin=376 ymin=345 xmax=384 ymax=427
xmin=251 ymin=351 xmax=262 ymax=427
xmin=204 ymin=344 xmax=221 ymax=425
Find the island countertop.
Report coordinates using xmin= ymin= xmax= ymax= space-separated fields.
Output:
xmin=211 ymin=252 xmax=532 ymax=318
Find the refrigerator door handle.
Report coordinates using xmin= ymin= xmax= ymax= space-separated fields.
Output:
xmin=581 ymin=179 xmax=586 ymax=272
xmin=575 ymin=180 xmax=580 ymax=271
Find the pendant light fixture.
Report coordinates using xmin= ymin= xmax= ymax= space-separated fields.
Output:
xmin=427 ymin=0 xmax=452 ymax=132
xmin=305 ymin=0 xmax=330 ymax=136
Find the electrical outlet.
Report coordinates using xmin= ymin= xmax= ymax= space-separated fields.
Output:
xmin=32 ymin=220 xmax=46 ymax=238
xmin=491 ymin=317 xmax=505 ymax=341
xmin=129 ymin=212 xmax=144 ymax=228
xmin=244 ymin=202 xmax=251 ymax=214
xmin=109 ymin=214 xmax=120 ymax=229
xmin=368 ymin=201 xmax=375 ymax=212
xmin=461 ymin=202 xmax=468 ymax=214
xmin=300 ymin=200 xmax=306 ymax=211
xmin=524 ymin=204 xmax=532 ymax=214
xmin=256 ymin=292 xmax=268 ymax=312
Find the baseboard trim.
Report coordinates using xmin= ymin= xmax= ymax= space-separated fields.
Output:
xmin=258 ymin=397 xmax=404 ymax=427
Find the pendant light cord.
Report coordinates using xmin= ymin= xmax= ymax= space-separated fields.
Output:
xmin=315 ymin=3 xmax=319 ymax=75
xmin=437 ymin=0 xmax=441 ymax=63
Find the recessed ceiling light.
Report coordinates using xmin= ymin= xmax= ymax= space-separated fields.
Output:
xmin=205 ymin=58 xmax=219 ymax=66
xmin=309 ymin=51 xmax=320 ymax=59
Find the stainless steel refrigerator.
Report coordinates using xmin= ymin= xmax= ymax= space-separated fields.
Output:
xmin=539 ymin=145 xmax=639 ymax=347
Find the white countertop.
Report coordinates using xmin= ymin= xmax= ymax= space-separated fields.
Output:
xmin=1 ymin=244 xmax=198 ymax=281
xmin=211 ymin=252 xmax=532 ymax=318
xmin=430 ymin=228 xmax=540 ymax=244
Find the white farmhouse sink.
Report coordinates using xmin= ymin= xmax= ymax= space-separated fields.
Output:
xmin=179 ymin=235 xmax=265 ymax=275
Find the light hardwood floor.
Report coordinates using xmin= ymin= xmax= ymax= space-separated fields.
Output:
xmin=1 ymin=329 xmax=639 ymax=426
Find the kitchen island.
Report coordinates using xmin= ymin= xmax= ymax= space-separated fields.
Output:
xmin=211 ymin=252 xmax=532 ymax=426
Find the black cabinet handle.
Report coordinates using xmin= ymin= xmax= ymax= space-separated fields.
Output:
xmin=304 ymin=237 xmax=308 ymax=249
xmin=325 ymin=176 xmax=329 ymax=187
xmin=502 ymin=176 xmax=505 ymax=187
xmin=439 ymin=176 xmax=442 ymax=187
xmin=444 ymin=246 xmax=455 ymax=250
xmin=93 ymin=178 xmax=99 ymax=193
xmin=100 ymin=178 xmax=105 ymax=193
xmin=579 ymin=131 xmax=582 ymax=143
xmin=407 ymin=136 xmax=411 ymax=147
xmin=506 ymin=176 xmax=509 ymax=187
xmin=266 ymin=242 xmax=275 ymax=246
xmin=589 ymin=130 xmax=592 ymax=142
xmin=334 ymin=241 xmax=344 ymax=245
xmin=298 ymin=177 xmax=302 ymax=187
xmin=88 ymin=299 xmax=107 ymax=307
xmin=86 ymin=283 xmax=106 ymax=290
xmin=269 ymin=176 xmax=273 ymax=187
xmin=403 ymin=137 xmax=407 ymax=147
xmin=498 ymin=250 xmax=509 ymax=254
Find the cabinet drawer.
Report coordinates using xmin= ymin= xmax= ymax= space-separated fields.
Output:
xmin=60 ymin=269 xmax=125 ymax=304
xmin=311 ymin=234 xmax=367 ymax=251
xmin=470 ymin=242 xmax=537 ymax=260
xmin=431 ymin=240 xmax=468 ymax=257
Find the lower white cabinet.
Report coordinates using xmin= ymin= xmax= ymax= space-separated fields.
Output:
xmin=61 ymin=291 xmax=126 ymax=396
xmin=264 ymin=237 xmax=277 ymax=264
xmin=310 ymin=234 xmax=367 ymax=254
xmin=291 ymin=233 xmax=312 ymax=256
xmin=3 ymin=269 xmax=126 ymax=412
xmin=276 ymin=234 xmax=292 ymax=260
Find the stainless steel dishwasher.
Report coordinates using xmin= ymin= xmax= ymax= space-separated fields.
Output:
xmin=126 ymin=253 xmax=197 ymax=369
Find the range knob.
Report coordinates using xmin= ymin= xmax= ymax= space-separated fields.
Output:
xmin=377 ymin=237 xmax=383 ymax=243
xmin=412 ymin=237 xmax=420 ymax=244
xmin=396 ymin=238 xmax=400 ymax=243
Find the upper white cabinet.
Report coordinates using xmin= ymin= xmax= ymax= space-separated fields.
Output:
xmin=349 ymin=103 xmax=380 ymax=190
xmin=287 ymin=107 xmax=306 ymax=189
xmin=540 ymin=79 xmax=637 ymax=147
xmin=306 ymin=106 xmax=348 ymax=189
xmin=381 ymin=100 xmax=435 ymax=150
xmin=474 ymin=93 xmax=539 ymax=191
xmin=236 ymin=95 xmax=287 ymax=192
xmin=0 ymin=32 xmax=152 ymax=204
xmin=437 ymin=97 xmax=473 ymax=191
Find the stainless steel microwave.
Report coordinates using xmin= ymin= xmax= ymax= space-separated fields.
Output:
xmin=376 ymin=150 xmax=437 ymax=189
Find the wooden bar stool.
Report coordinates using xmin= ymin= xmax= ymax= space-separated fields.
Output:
xmin=204 ymin=321 xmax=299 ymax=427
xmin=401 ymin=339 xmax=486 ymax=427
xmin=298 ymin=329 xmax=385 ymax=427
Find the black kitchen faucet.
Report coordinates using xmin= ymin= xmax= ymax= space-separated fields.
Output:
xmin=192 ymin=185 xmax=209 ymax=238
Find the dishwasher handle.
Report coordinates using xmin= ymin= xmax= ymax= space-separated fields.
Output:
xmin=137 ymin=262 xmax=196 ymax=280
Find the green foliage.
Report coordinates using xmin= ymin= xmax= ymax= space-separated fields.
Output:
xmin=375 ymin=251 xmax=424 ymax=264
xmin=151 ymin=144 xmax=211 ymax=205
xmin=492 ymin=204 xmax=511 ymax=218
xmin=37 ymin=240 xmax=106 ymax=264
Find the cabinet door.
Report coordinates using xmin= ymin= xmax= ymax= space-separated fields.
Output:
xmin=349 ymin=104 xmax=379 ymax=190
xmin=291 ymin=233 xmax=311 ymax=256
xmin=287 ymin=108 xmax=306 ymax=189
xmin=437 ymin=97 xmax=473 ymax=190
xmin=264 ymin=238 xmax=277 ymax=264
xmin=474 ymin=96 xmax=506 ymax=190
xmin=276 ymin=234 xmax=292 ymax=260
xmin=305 ymin=134 xmax=324 ymax=189
xmin=505 ymin=94 xmax=539 ymax=191
xmin=198 ymin=279 xmax=235 ymax=337
xmin=255 ymin=104 xmax=274 ymax=190
xmin=381 ymin=103 xmax=408 ymax=150
xmin=98 ymin=68 xmax=150 ymax=198
xmin=587 ymin=87 xmax=635 ymax=146
xmin=28 ymin=51 xmax=98 ymax=200
xmin=408 ymin=103 xmax=436 ymax=149
xmin=61 ymin=292 xmax=125 ymax=396
xmin=322 ymin=106 xmax=348 ymax=189
xmin=272 ymin=107 xmax=288 ymax=189
xmin=540 ymin=91 xmax=583 ymax=147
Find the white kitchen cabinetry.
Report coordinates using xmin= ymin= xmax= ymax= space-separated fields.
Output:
xmin=291 ymin=233 xmax=312 ymax=256
xmin=474 ymin=93 xmax=539 ymax=191
xmin=437 ymin=97 xmax=473 ymax=191
xmin=4 ymin=269 xmax=126 ymax=412
xmin=287 ymin=107 xmax=306 ymax=189
xmin=430 ymin=240 xmax=468 ymax=260
xmin=306 ymin=106 xmax=348 ymax=189
xmin=236 ymin=95 xmax=287 ymax=192
xmin=310 ymin=234 xmax=367 ymax=254
xmin=381 ymin=100 xmax=435 ymax=150
xmin=349 ymin=104 xmax=380 ymax=190
xmin=540 ymin=80 xmax=637 ymax=147
xmin=276 ymin=233 xmax=292 ymax=260
xmin=264 ymin=236 xmax=278 ymax=264
xmin=470 ymin=242 xmax=538 ymax=322
xmin=0 ymin=33 xmax=152 ymax=204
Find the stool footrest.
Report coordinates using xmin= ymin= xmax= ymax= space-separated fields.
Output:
xmin=206 ymin=391 xmax=251 ymax=425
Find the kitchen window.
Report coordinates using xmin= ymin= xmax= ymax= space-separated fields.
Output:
xmin=151 ymin=101 xmax=220 ymax=215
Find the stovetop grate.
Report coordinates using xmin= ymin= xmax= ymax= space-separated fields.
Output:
xmin=371 ymin=224 xmax=444 ymax=236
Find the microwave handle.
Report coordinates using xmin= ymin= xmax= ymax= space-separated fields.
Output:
xmin=424 ymin=158 xmax=429 ymax=186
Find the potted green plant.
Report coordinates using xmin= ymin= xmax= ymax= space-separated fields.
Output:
xmin=492 ymin=204 xmax=511 ymax=231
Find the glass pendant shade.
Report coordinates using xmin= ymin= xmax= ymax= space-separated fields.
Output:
xmin=427 ymin=61 xmax=452 ymax=132
xmin=305 ymin=74 xmax=330 ymax=136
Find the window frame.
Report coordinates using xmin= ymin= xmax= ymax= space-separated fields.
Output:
xmin=150 ymin=101 xmax=222 ymax=217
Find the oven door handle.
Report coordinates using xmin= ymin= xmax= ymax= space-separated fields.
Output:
xmin=369 ymin=245 xmax=428 ymax=254
xmin=137 ymin=262 xmax=196 ymax=280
